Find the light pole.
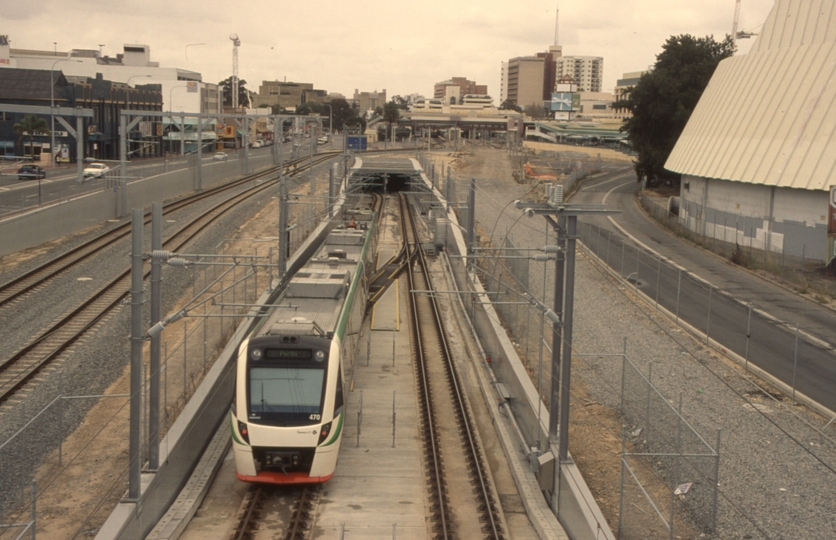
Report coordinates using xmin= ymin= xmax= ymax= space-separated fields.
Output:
xmin=50 ymin=58 xmax=82 ymax=168
xmin=125 ymin=75 xmax=151 ymax=157
xmin=321 ymin=104 xmax=332 ymax=139
xmin=167 ymin=85 xmax=188 ymax=155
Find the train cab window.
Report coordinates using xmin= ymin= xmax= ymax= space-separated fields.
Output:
xmin=248 ymin=366 xmax=326 ymax=426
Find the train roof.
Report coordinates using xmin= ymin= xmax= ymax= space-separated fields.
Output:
xmin=257 ymin=224 xmax=370 ymax=339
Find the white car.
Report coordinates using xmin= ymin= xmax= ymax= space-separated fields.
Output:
xmin=317 ymin=136 xmax=329 ymax=145
xmin=83 ymin=163 xmax=110 ymax=178
xmin=212 ymin=152 xmax=228 ymax=161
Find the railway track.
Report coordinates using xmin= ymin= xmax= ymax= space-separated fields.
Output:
xmin=230 ymin=485 xmax=320 ymax=540
xmin=0 ymin=153 xmax=337 ymax=308
xmin=400 ymin=193 xmax=505 ymax=539
xmin=0 ymin=153 xmax=338 ymax=405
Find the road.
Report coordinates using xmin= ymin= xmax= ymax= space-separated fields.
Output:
xmin=0 ymin=145 xmax=291 ymax=215
xmin=573 ymin=162 xmax=836 ymax=414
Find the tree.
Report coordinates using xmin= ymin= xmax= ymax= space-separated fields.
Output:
xmin=523 ymin=104 xmax=548 ymax=120
xmin=390 ymin=95 xmax=409 ymax=110
xmin=499 ymin=100 xmax=522 ymax=113
xmin=382 ymin=101 xmax=401 ymax=141
xmin=218 ymin=76 xmax=250 ymax=108
xmin=329 ymin=98 xmax=354 ymax=132
xmin=344 ymin=116 xmax=366 ymax=134
xmin=616 ymin=34 xmax=734 ymax=187
xmin=13 ymin=114 xmax=50 ymax=160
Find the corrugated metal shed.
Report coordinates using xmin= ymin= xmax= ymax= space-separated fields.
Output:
xmin=665 ymin=0 xmax=836 ymax=191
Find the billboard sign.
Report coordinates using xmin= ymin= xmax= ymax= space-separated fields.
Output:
xmin=550 ymin=92 xmax=574 ymax=111
xmin=347 ymin=136 xmax=367 ymax=151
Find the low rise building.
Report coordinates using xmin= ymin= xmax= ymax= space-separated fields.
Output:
xmin=0 ymin=39 xmax=219 ymax=115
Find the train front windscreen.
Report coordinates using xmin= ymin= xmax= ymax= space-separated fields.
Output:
xmin=247 ymin=347 xmax=327 ymax=426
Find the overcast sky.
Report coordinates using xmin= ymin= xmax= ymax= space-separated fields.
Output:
xmin=8 ymin=0 xmax=774 ymax=100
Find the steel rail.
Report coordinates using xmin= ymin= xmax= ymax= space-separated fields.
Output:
xmin=0 ymin=153 xmax=338 ymax=308
xmin=402 ymin=193 xmax=451 ymax=537
xmin=0 ymin=154 xmax=337 ymax=405
xmin=402 ymin=192 xmax=503 ymax=539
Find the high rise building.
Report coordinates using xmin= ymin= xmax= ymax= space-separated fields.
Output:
xmin=505 ymin=56 xmax=546 ymax=109
xmin=555 ymin=55 xmax=603 ymax=92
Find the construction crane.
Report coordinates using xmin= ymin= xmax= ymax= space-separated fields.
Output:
xmin=732 ymin=0 xmax=757 ymax=50
xmin=230 ymin=34 xmax=240 ymax=109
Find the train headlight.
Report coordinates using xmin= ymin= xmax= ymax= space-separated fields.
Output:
xmin=237 ymin=421 xmax=250 ymax=444
xmin=317 ymin=421 xmax=333 ymax=445
xmin=250 ymin=348 xmax=263 ymax=361
xmin=314 ymin=350 xmax=326 ymax=362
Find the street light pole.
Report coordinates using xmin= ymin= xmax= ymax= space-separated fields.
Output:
xmin=50 ymin=58 xmax=82 ymax=168
xmin=168 ymin=85 xmax=187 ymax=155
xmin=322 ymin=104 xmax=332 ymax=139
xmin=124 ymin=75 xmax=151 ymax=157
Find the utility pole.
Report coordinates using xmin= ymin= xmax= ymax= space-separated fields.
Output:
xmin=514 ymin=190 xmax=617 ymax=463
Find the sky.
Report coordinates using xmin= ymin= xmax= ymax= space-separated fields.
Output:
xmin=5 ymin=0 xmax=775 ymax=100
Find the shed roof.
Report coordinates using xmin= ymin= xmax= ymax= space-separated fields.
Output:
xmin=665 ymin=0 xmax=836 ymax=191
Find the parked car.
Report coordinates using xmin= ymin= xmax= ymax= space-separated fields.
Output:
xmin=17 ymin=164 xmax=46 ymax=180
xmin=317 ymin=136 xmax=329 ymax=145
xmin=212 ymin=152 xmax=228 ymax=161
xmin=250 ymin=140 xmax=263 ymax=148
xmin=82 ymin=162 xmax=110 ymax=178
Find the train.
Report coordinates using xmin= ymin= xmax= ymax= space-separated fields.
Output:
xmin=230 ymin=197 xmax=377 ymax=484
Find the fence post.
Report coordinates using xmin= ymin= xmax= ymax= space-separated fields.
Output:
xmin=744 ymin=303 xmax=753 ymax=373
xmin=675 ymin=269 xmax=682 ymax=324
xmin=645 ymin=362 xmax=653 ymax=447
xmin=620 ymin=338 xmax=627 ymax=415
xmin=792 ymin=324 xmax=799 ymax=404
xmin=705 ymin=285 xmax=713 ymax=343
xmin=711 ymin=429 xmax=722 ymax=533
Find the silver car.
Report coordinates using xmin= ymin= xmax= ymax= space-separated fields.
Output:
xmin=82 ymin=163 xmax=110 ymax=178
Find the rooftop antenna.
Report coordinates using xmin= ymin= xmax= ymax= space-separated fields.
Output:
xmin=554 ymin=2 xmax=560 ymax=46
xmin=230 ymin=34 xmax=241 ymax=109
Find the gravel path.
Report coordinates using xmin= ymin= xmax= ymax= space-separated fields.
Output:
xmin=432 ymin=144 xmax=836 ymax=539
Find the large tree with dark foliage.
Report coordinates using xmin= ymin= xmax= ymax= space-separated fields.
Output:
xmin=219 ymin=76 xmax=250 ymax=108
xmin=615 ymin=34 xmax=734 ymax=187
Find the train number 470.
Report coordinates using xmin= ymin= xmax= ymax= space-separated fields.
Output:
xmin=309 ymin=414 xmax=321 ymax=421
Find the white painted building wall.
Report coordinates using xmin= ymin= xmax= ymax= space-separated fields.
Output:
xmin=679 ymin=175 xmax=829 ymax=260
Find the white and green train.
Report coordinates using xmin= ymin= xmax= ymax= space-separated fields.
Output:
xmin=231 ymin=200 xmax=377 ymax=484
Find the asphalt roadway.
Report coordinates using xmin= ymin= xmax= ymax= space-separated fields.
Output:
xmin=572 ymin=162 xmax=836 ymax=416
